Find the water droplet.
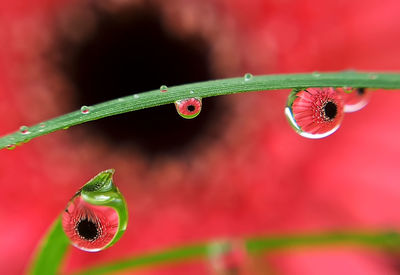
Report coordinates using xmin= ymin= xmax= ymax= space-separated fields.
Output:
xmin=174 ymin=97 xmax=202 ymax=119
xmin=190 ymin=90 xmax=194 ymax=94
xmin=285 ymin=87 xmax=344 ymax=139
xmin=244 ymin=73 xmax=253 ymax=81
xmin=208 ymin=240 xmax=248 ymax=274
xmin=62 ymin=170 xmax=128 ymax=252
xmin=336 ymin=87 xmax=370 ymax=113
xmin=160 ymin=85 xmax=168 ymax=93
xmin=19 ymin=126 xmax=30 ymax=135
xmin=81 ymin=106 xmax=90 ymax=114
xmin=368 ymin=74 xmax=378 ymax=80
xmin=38 ymin=123 xmax=46 ymax=132
xmin=133 ymin=94 xmax=139 ymax=99
xmin=6 ymin=144 xmax=16 ymax=150
xmin=312 ymin=71 xmax=321 ymax=77
xmin=117 ymin=98 xmax=125 ymax=102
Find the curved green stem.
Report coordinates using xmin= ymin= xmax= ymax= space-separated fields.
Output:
xmin=73 ymin=230 xmax=400 ymax=275
xmin=27 ymin=218 xmax=69 ymax=275
xmin=2 ymin=71 xmax=400 ymax=150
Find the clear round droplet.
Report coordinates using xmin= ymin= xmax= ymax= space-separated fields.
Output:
xmin=62 ymin=195 xmax=119 ymax=252
xmin=244 ymin=73 xmax=253 ymax=81
xmin=81 ymin=106 xmax=90 ymax=114
xmin=160 ymin=85 xmax=168 ymax=93
xmin=336 ymin=87 xmax=370 ymax=113
xmin=19 ymin=126 xmax=30 ymax=135
xmin=285 ymin=87 xmax=344 ymax=139
xmin=175 ymin=97 xmax=202 ymax=119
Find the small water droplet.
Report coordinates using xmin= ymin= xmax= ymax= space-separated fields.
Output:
xmin=175 ymin=97 xmax=202 ymax=119
xmin=62 ymin=170 xmax=127 ymax=252
xmin=19 ymin=126 xmax=30 ymax=135
xmin=81 ymin=106 xmax=90 ymax=114
xmin=38 ymin=123 xmax=46 ymax=132
xmin=208 ymin=240 xmax=248 ymax=274
xmin=336 ymin=87 xmax=370 ymax=113
xmin=133 ymin=94 xmax=139 ymax=99
xmin=6 ymin=144 xmax=16 ymax=150
xmin=285 ymin=87 xmax=344 ymax=139
xmin=160 ymin=85 xmax=168 ymax=93
xmin=312 ymin=72 xmax=321 ymax=77
xmin=190 ymin=90 xmax=194 ymax=94
xmin=117 ymin=98 xmax=125 ymax=102
xmin=369 ymin=74 xmax=378 ymax=80
xmin=244 ymin=73 xmax=253 ymax=81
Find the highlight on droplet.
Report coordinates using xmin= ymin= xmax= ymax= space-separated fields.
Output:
xmin=285 ymin=87 xmax=344 ymax=139
xmin=175 ymin=97 xmax=202 ymax=119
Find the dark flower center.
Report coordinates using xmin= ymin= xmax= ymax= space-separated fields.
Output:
xmin=187 ymin=105 xmax=196 ymax=112
xmin=357 ymin=88 xmax=365 ymax=95
xmin=76 ymin=218 xmax=99 ymax=241
xmin=323 ymin=101 xmax=337 ymax=120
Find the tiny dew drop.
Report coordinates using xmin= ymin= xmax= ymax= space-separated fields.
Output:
xmin=190 ymin=90 xmax=194 ymax=94
xmin=175 ymin=97 xmax=202 ymax=119
xmin=244 ymin=73 xmax=253 ymax=81
xmin=133 ymin=94 xmax=139 ymax=99
xmin=312 ymin=71 xmax=321 ymax=77
xmin=62 ymin=169 xmax=128 ymax=252
xmin=285 ymin=87 xmax=344 ymax=139
xmin=336 ymin=87 xmax=370 ymax=113
xmin=81 ymin=106 xmax=90 ymax=114
xmin=39 ymin=123 xmax=46 ymax=132
xmin=19 ymin=125 xmax=30 ymax=135
xmin=208 ymin=240 xmax=249 ymax=274
xmin=6 ymin=144 xmax=16 ymax=150
xmin=160 ymin=85 xmax=168 ymax=93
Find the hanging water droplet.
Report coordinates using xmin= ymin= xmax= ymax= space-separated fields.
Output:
xmin=81 ymin=106 xmax=90 ymax=114
xmin=19 ymin=126 xmax=30 ymax=135
xmin=160 ymin=85 xmax=168 ymax=93
xmin=336 ymin=87 xmax=370 ymax=113
xmin=62 ymin=169 xmax=128 ymax=252
xmin=244 ymin=73 xmax=253 ymax=81
xmin=6 ymin=144 xmax=16 ymax=150
xmin=285 ymin=87 xmax=344 ymax=139
xmin=175 ymin=97 xmax=202 ymax=119
xmin=133 ymin=94 xmax=139 ymax=99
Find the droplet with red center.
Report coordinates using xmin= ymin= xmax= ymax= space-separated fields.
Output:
xmin=62 ymin=169 xmax=128 ymax=252
xmin=336 ymin=87 xmax=370 ymax=113
xmin=175 ymin=97 xmax=202 ymax=119
xmin=285 ymin=87 xmax=344 ymax=139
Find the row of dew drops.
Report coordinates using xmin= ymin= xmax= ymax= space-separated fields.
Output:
xmin=7 ymin=72 xmax=373 ymax=149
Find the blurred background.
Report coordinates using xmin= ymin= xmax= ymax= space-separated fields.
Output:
xmin=1 ymin=0 xmax=400 ymax=274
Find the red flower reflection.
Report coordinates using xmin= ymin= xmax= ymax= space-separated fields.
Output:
xmin=62 ymin=195 xmax=119 ymax=252
xmin=288 ymin=88 xmax=344 ymax=138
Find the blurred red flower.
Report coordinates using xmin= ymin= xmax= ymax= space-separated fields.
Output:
xmin=1 ymin=0 xmax=400 ymax=274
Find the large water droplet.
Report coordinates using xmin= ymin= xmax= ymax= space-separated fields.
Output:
xmin=285 ymin=87 xmax=344 ymax=139
xmin=336 ymin=87 xmax=370 ymax=113
xmin=244 ymin=73 xmax=253 ymax=81
xmin=175 ymin=97 xmax=202 ymax=119
xmin=62 ymin=170 xmax=127 ymax=252
xmin=19 ymin=126 xmax=30 ymax=135
xmin=81 ymin=106 xmax=90 ymax=114
xmin=160 ymin=85 xmax=168 ymax=93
